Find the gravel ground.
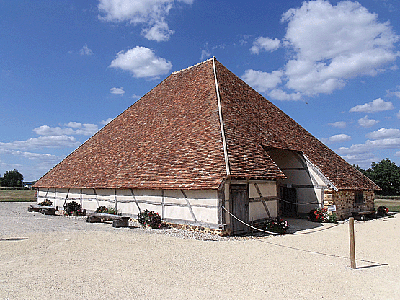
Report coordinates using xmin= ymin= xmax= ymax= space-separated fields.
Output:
xmin=1 ymin=202 xmax=399 ymax=300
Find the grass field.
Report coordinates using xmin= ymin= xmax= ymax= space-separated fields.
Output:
xmin=374 ymin=198 xmax=400 ymax=212
xmin=0 ymin=189 xmax=36 ymax=202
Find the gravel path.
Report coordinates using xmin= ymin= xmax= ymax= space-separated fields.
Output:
xmin=1 ymin=202 xmax=399 ymax=300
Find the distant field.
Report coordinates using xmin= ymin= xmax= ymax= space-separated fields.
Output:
xmin=375 ymin=198 xmax=400 ymax=212
xmin=0 ymin=189 xmax=36 ymax=202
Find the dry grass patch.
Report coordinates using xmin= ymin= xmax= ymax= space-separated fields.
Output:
xmin=0 ymin=189 xmax=36 ymax=202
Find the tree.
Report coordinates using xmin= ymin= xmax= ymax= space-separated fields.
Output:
xmin=1 ymin=169 xmax=24 ymax=187
xmin=363 ymin=159 xmax=400 ymax=196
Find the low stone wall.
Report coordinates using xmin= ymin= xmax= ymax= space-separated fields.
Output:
xmin=324 ymin=189 xmax=375 ymax=220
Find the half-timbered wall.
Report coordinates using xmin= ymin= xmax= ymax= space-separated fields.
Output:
xmin=37 ymin=188 xmax=220 ymax=229
xmin=223 ymin=180 xmax=278 ymax=228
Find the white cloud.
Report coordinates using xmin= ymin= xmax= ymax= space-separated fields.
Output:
xmin=396 ymin=151 xmax=400 ymax=157
xmin=337 ymin=138 xmax=400 ymax=155
xmin=33 ymin=123 xmax=98 ymax=137
xmin=101 ymin=118 xmax=114 ymax=125
xmin=0 ymin=148 xmax=59 ymax=162
xmin=280 ymin=0 xmax=399 ymax=95
xmin=79 ymin=44 xmax=93 ymax=56
xmin=98 ymin=0 xmax=192 ymax=42
xmin=242 ymin=69 xmax=283 ymax=93
xmin=340 ymin=152 xmax=377 ymax=168
xmin=366 ymin=128 xmax=400 ymax=140
xmin=110 ymin=46 xmax=172 ymax=78
xmin=328 ymin=121 xmax=346 ymax=128
xmin=358 ymin=115 xmax=379 ymax=128
xmin=397 ymin=110 xmax=400 ymax=118
xmin=350 ymin=98 xmax=394 ymax=113
xmin=250 ymin=37 xmax=280 ymax=54
xmin=267 ymin=89 xmax=302 ymax=101
xmin=200 ymin=49 xmax=211 ymax=61
xmin=33 ymin=125 xmax=75 ymax=136
xmin=141 ymin=20 xmax=173 ymax=42
xmin=75 ymin=124 xmax=99 ymax=136
xmin=0 ymin=136 xmax=80 ymax=151
xmin=328 ymin=134 xmax=351 ymax=143
xmin=110 ymin=87 xmax=125 ymax=95
xmin=65 ymin=122 xmax=82 ymax=129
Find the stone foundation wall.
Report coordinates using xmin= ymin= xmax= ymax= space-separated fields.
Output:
xmin=324 ymin=190 xmax=375 ymax=220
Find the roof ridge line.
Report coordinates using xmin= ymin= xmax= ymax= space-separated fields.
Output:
xmin=212 ymin=56 xmax=230 ymax=176
xmin=172 ymin=57 xmax=214 ymax=75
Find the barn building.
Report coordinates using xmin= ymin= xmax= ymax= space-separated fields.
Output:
xmin=34 ymin=58 xmax=379 ymax=234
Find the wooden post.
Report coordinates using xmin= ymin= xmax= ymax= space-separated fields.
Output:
xmin=349 ymin=217 xmax=356 ymax=269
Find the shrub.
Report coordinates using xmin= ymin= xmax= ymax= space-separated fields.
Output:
xmin=95 ymin=206 xmax=118 ymax=215
xmin=265 ymin=218 xmax=289 ymax=234
xmin=38 ymin=199 xmax=52 ymax=206
xmin=376 ymin=206 xmax=389 ymax=217
xmin=137 ymin=210 xmax=162 ymax=229
xmin=308 ymin=208 xmax=337 ymax=223
xmin=64 ymin=201 xmax=86 ymax=216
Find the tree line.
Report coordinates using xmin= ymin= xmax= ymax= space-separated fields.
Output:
xmin=0 ymin=169 xmax=24 ymax=188
xmin=355 ymin=158 xmax=400 ymax=196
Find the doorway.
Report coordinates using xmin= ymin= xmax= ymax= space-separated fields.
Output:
xmin=280 ymin=186 xmax=297 ymax=217
xmin=230 ymin=184 xmax=249 ymax=234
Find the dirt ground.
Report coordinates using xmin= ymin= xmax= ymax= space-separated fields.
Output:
xmin=1 ymin=202 xmax=399 ymax=300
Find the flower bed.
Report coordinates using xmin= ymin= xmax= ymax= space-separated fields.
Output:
xmin=308 ymin=208 xmax=337 ymax=223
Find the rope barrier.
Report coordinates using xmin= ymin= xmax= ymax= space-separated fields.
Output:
xmin=221 ymin=206 xmax=280 ymax=235
xmin=280 ymin=199 xmax=320 ymax=206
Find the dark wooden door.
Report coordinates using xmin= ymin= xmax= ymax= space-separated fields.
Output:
xmin=230 ymin=184 xmax=249 ymax=234
xmin=280 ymin=186 xmax=297 ymax=217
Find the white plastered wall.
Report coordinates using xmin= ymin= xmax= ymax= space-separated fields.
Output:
xmin=37 ymin=188 xmax=220 ymax=228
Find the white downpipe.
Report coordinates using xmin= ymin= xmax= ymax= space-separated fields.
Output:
xmin=213 ymin=57 xmax=230 ymax=176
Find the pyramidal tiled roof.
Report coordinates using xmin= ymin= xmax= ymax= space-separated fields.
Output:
xmin=35 ymin=58 xmax=379 ymax=191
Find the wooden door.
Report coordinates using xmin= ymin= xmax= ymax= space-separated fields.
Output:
xmin=280 ymin=186 xmax=297 ymax=217
xmin=230 ymin=184 xmax=249 ymax=234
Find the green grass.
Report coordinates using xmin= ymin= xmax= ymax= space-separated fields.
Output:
xmin=374 ymin=198 xmax=400 ymax=213
xmin=0 ymin=189 xmax=36 ymax=202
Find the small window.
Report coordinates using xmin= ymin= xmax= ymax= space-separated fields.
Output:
xmin=355 ymin=191 xmax=364 ymax=204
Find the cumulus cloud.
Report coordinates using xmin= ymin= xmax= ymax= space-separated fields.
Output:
xmin=141 ymin=20 xmax=173 ymax=42
xmin=340 ymin=152 xmax=378 ymax=168
xmin=337 ymin=138 xmax=400 ymax=155
xmin=281 ymin=1 xmax=399 ymax=96
xmin=33 ymin=125 xmax=75 ymax=136
xmin=328 ymin=121 xmax=347 ymax=128
xmin=33 ymin=123 xmax=98 ymax=137
xmin=110 ymin=87 xmax=125 ymax=95
xmin=0 ymin=148 xmax=59 ymax=162
xmin=101 ymin=118 xmax=114 ymax=125
xmin=328 ymin=134 xmax=351 ymax=143
xmin=0 ymin=136 xmax=80 ymax=151
xmin=350 ymin=98 xmax=394 ymax=113
xmin=358 ymin=115 xmax=379 ymax=128
xmin=98 ymin=0 xmax=193 ymax=42
xmin=267 ymin=89 xmax=302 ymax=101
xmin=110 ymin=46 xmax=172 ymax=78
xmin=79 ymin=44 xmax=93 ymax=56
xmin=366 ymin=128 xmax=400 ymax=140
xmin=242 ymin=69 xmax=283 ymax=93
xmin=248 ymin=0 xmax=399 ymax=101
xmin=250 ymin=37 xmax=280 ymax=54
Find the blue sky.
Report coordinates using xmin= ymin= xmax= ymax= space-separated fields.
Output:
xmin=1 ymin=0 xmax=399 ymax=181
